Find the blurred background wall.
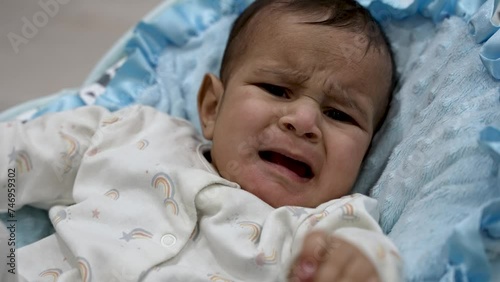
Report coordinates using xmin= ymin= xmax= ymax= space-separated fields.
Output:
xmin=0 ymin=0 xmax=163 ymax=112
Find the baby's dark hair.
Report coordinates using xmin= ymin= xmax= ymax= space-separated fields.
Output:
xmin=220 ymin=0 xmax=397 ymax=131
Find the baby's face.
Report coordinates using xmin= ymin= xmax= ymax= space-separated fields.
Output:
xmin=198 ymin=12 xmax=392 ymax=208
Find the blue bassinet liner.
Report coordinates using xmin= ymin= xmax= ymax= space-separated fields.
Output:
xmin=443 ymin=197 xmax=500 ymax=281
xmin=436 ymin=126 xmax=500 ymax=281
xmin=95 ymin=1 xmax=253 ymax=116
xmin=481 ymin=30 xmax=500 ymax=78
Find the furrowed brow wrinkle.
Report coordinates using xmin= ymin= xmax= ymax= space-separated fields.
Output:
xmin=256 ymin=67 xmax=310 ymax=84
xmin=256 ymin=67 xmax=369 ymax=123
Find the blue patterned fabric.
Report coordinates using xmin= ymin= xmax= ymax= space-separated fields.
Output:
xmin=94 ymin=0 xmax=252 ymax=130
xmin=352 ymin=2 xmax=500 ymax=279
xmin=441 ymin=198 xmax=500 ymax=281
xmin=364 ymin=0 xmax=500 ymax=79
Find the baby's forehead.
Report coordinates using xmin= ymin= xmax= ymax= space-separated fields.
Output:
xmin=224 ymin=3 xmax=393 ymax=93
xmin=243 ymin=11 xmax=389 ymax=63
xmin=239 ymin=7 xmax=382 ymax=55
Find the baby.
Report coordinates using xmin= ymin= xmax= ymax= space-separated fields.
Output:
xmin=0 ymin=0 xmax=400 ymax=281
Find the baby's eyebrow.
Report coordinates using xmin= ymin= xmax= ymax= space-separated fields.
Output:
xmin=255 ymin=67 xmax=310 ymax=85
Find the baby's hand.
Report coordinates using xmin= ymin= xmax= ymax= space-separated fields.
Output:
xmin=288 ymin=231 xmax=379 ymax=282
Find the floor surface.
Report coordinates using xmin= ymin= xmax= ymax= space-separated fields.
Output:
xmin=0 ymin=0 xmax=163 ymax=112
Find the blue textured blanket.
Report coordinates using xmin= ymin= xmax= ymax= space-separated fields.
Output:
xmin=353 ymin=14 xmax=500 ymax=281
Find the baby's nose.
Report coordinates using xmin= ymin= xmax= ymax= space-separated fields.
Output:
xmin=278 ymin=98 xmax=322 ymax=141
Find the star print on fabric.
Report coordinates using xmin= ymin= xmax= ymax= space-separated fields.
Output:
xmin=120 ymin=232 xmax=133 ymax=242
xmin=287 ymin=207 xmax=307 ymax=218
xmin=92 ymin=209 xmax=100 ymax=219
xmin=119 ymin=228 xmax=153 ymax=242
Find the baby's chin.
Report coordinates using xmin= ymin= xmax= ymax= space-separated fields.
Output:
xmin=240 ymin=182 xmax=318 ymax=208
xmin=240 ymin=175 xmax=352 ymax=208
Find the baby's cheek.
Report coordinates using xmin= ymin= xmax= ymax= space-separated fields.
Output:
xmin=335 ymin=129 xmax=368 ymax=151
xmin=330 ymin=135 xmax=369 ymax=172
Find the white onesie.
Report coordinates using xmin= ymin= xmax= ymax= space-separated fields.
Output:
xmin=0 ymin=105 xmax=402 ymax=281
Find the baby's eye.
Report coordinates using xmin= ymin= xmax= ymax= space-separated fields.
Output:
xmin=323 ymin=108 xmax=356 ymax=124
xmin=257 ymin=83 xmax=290 ymax=98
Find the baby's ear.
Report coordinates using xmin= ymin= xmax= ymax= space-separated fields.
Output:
xmin=197 ymin=73 xmax=224 ymax=140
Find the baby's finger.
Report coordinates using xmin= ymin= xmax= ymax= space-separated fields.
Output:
xmin=316 ymin=236 xmax=379 ymax=282
xmin=340 ymin=254 xmax=380 ymax=282
xmin=288 ymin=231 xmax=329 ymax=282
xmin=314 ymin=236 xmax=355 ymax=281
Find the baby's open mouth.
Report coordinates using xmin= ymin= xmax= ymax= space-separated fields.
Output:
xmin=259 ymin=151 xmax=314 ymax=179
